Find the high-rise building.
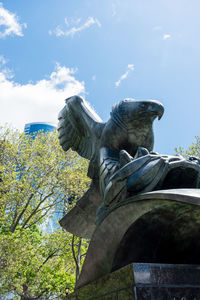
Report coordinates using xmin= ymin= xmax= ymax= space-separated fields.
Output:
xmin=24 ymin=122 xmax=55 ymax=135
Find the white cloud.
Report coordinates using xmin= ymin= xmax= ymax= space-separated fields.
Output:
xmin=0 ymin=2 xmax=26 ymax=38
xmin=0 ymin=54 xmax=7 ymax=65
xmin=0 ymin=66 xmax=13 ymax=79
xmin=163 ymin=34 xmax=171 ymax=40
xmin=71 ymin=17 xmax=82 ymax=25
xmin=49 ymin=16 xmax=101 ymax=37
xmin=0 ymin=54 xmax=13 ymax=78
xmin=64 ymin=17 xmax=69 ymax=26
xmin=115 ymin=64 xmax=134 ymax=87
xmin=0 ymin=63 xmax=85 ymax=130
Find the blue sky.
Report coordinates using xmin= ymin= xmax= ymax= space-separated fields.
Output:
xmin=0 ymin=0 xmax=200 ymax=154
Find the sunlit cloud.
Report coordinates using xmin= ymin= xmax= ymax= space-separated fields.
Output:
xmin=49 ymin=16 xmax=101 ymax=37
xmin=153 ymin=27 xmax=172 ymax=41
xmin=0 ymin=54 xmax=13 ymax=78
xmin=115 ymin=64 xmax=134 ymax=87
xmin=64 ymin=17 xmax=69 ymax=26
xmin=0 ymin=2 xmax=26 ymax=38
xmin=163 ymin=34 xmax=171 ymax=40
xmin=0 ymin=54 xmax=7 ymax=65
xmin=0 ymin=63 xmax=85 ymax=130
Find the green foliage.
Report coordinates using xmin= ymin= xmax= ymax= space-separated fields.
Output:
xmin=0 ymin=126 xmax=90 ymax=231
xmin=175 ymin=136 xmax=200 ymax=158
xmin=0 ymin=228 xmax=84 ymax=298
xmin=0 ymin=126 xmax=90 ymax=299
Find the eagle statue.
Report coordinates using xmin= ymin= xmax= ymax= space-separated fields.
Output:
xmin=58 ymin=95 xmax=164 ymax=200
xmin=58 ymin=96 xmax=200 ymax=238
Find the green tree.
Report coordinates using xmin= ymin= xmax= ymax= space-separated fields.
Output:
xmin=0 ymin=126 xmax=90 ymax=299
xmin=0 ymin=228 xmax=88 ymax=299
xmin=0 ymin=126 xmax=90 ymax=231
xmin=175 ymin=136 xmax=200 ymax=158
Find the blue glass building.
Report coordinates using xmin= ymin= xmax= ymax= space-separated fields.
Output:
xmin=24 ymin=122 xmax=56 ymax=135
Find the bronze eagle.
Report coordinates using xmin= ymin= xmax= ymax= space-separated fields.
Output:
xmin=57 ymin=96 xmax=165 ymax=236
xmin=58 ymin=95 xmax=164 ymax=201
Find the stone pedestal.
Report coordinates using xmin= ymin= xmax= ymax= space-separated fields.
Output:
xmin=62 ymin=189 xmax=200 ymax=299
xmin=76 ymin=189 xmax=200 ymax=288
xmin=67 ymin=263 xmax=200 ymax=299
xmin=134 ymin=263 xmax=200 ymax=300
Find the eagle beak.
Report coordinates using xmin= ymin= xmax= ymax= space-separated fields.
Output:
xmin=158 ymin=104 xmax=164 ymax=120
xmin=147 ymin=101 xmax=164 ymax=120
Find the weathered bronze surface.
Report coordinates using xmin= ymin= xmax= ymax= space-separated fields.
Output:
xmin=58 ymin=96 xmax=164 ymax=209
xmin=58 ymin=96 xmax=200 ymax=291
xmin=58 ymin=96 xmax=200 ymax=238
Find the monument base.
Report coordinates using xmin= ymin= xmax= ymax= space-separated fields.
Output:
xmin=67 ymin=263 xmax=200 ymax=300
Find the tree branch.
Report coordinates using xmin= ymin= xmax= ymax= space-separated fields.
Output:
xmin=10 ymin=193 xmax=34 ymax=232
xmin=21 ymin=188 xmax=55 ymax=229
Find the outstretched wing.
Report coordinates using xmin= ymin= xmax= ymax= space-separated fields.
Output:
xmin=58 ymin=96 xmax=104 ymax=160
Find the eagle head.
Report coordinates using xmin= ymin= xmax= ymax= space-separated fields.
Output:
xmin=111 ymin=98 xmax=164 ymax=130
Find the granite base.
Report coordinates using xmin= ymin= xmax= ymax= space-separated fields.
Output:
xmin=67 ymin=263 xmax=200 ymax=300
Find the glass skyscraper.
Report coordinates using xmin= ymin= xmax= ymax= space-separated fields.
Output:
xmin=24 ymin=122 xmax=56 ymax=135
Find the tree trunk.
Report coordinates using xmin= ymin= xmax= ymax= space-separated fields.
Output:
xmin=71 ymin=235 xmax=82 ymax=284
